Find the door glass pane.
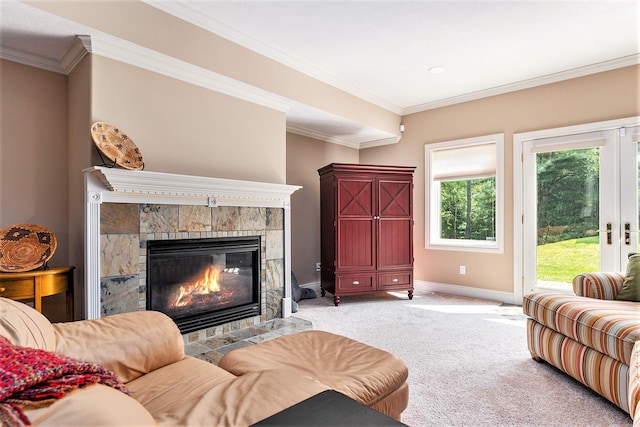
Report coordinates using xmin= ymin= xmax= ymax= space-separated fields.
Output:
xmin=536 ymin=148 xmax=600 ymax=289
xmin=637 ymin=141 xmax=640 ymax=254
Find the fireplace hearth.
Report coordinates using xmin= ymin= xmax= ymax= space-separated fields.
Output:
xmin=147 ymin=236 xmax=261 ymax=333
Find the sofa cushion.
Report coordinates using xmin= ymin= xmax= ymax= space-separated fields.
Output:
xmin=23 ymin=384 xmax=155 ymax=426
xmin=125 ymin=355 xmax=236 ymax=401
xmin=186 ymin=370 xmax=328 ymax=427
xmin=127 ymin=356 xmax=329 ymax=426
xmin=617 ymin=254 xmax=640 ymax=302
xmin=0 ymin=297 xmax=56 ymax=351
xmin=524 ymin=292 xmax=640 ymax=364
xmin=218 ymin=330 xmax=408 ymax=408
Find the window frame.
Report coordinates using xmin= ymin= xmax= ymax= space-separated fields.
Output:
xmin=425 ymin=133 xmax=504 ymax=253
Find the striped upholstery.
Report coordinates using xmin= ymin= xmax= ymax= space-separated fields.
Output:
xmin=632 ymin=341 xmax=640 ymax=427
xmin=527 ymin=319 xmax=630 ymax=413
xmin=524 ymin=278 xmax=640 ymax=422
xmin=523 ymin=293 xmax=639 ymax=364
xmin=573 ymin=272 xmax=625 ymax=299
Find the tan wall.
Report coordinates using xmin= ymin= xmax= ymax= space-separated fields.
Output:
xmin=0 ymin=60 xmax=69 ymax=266
xmin=361 ymin=65 xmax=640 ymax=294
xmin=67 ymin=55 xmax=93 ymax=316
xmin=0 ymin=60 xmax=70 ymax=320
xmin=286 ymin=133 xmax=359 ymax=284
xmin=90 ymin=55 xmax=286 ymax=183
xmin=25 ymin=0 xmax=401 ymax=138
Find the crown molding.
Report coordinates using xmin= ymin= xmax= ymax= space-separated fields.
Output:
xmin=359 ymin=135 xmax=401 ymax=149
xmin=403 ymin=54 xmax=640 ymax=115
xmin=142 ymin=0 xmax=404 ymax=116
xmin=286 ymin=123 xmax=400 ymax=149
xmin=0 ymin=46 xmax=65 ymax=74
xmin=2 ymin=33 xmax=290 ymax=113
xmin=3 ymin=33 xmax=394 ymax=149
xmin=1 ymin=35 xmax=92 ymax=75
xmin=60 ymin=35 xmax=91 ymax=73
xmin=286 ymin=124 xmax=361 ymax=149
xmin=89 ymin=34 xmax=291 ymax=113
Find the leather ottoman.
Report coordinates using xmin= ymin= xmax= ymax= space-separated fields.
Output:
xmin=218 ymin=330 xmax=409 ymax=421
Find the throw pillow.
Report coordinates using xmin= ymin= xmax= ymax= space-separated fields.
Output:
xmin=291 ymin=271 xmax=317 ymax=302
xmin=617 ymin=253 xmax=640 ymax=301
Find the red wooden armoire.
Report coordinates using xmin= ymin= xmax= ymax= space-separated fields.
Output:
xmin=318 ymin=163 xmax=416 ymax=306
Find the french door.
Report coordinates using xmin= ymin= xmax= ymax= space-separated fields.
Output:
xmin=522 ymin=122 xmax=640 ymax=294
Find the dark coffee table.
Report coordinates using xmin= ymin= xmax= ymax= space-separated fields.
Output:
xmin=251 ymin=390 xmax=408 ymax=426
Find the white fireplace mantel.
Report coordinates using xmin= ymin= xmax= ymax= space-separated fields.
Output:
xmin=84 ymin=166 xmax=301 ymax=320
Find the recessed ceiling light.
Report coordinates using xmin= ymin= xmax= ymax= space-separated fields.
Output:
xmin=429 ymin=66 xmax=446 ymax=74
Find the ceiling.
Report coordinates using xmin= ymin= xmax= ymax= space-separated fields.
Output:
xmin=161 ymin=0 xmax=639 ymax=113
xmin=1 ymin=0 xmax=639 ymax=146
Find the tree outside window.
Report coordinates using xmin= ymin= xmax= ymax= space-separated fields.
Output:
xmin=440 ymin=177 xmax=496 ymax=241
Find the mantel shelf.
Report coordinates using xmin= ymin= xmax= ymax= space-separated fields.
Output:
xmin=86 ymin=166 xmax=301 ymax=204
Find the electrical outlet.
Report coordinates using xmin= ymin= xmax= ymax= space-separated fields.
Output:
xmin=315 ymin=262 xmax=321 ymax=272
xmin=459 ymin=265 xmax=466 ymax=275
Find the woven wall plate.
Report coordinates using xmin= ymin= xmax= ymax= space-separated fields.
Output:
xmin=91 ymin=122 xmax=144 ymax=170
xmin=0 ymin=224 xmax=57 ymax=272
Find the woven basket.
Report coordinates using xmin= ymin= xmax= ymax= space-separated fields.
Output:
xmin=0 ymin=224 xmax=57 ymax=272
xmin=91 ymin=122 xmax=144 ymax=170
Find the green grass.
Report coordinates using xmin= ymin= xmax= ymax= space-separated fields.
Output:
xmin=537 ymin=236 xmax=599 ymax=283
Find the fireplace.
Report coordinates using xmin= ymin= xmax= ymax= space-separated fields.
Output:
xmin=147 ymin=236 xmax=261 ymax=333
xmin=84 ymin=166 xmax=301 ymax=341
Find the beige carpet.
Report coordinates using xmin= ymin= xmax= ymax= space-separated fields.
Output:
xmin=294 ymin=290 xmax=632 ymax=426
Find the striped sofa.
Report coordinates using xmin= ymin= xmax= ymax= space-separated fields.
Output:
xmin=523 ymin=272 xmax=640 ymax=425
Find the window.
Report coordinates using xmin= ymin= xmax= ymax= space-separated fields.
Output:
xmin=425 ymin=134 xmax=504 ymax=252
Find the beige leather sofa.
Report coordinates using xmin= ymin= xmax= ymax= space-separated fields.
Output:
xmin=0 ymin=297 xmax=408 ymax=426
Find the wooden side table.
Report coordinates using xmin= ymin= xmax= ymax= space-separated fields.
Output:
xmin=0 ymin=266 xmax=74 ymax=321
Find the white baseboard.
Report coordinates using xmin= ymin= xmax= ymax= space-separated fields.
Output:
xmin=414 ymin=280 xmax=519 ymax=305
xmin=300 ymin=280 xmax=519 ymax=305
xmin=281 ymin=297 xmax=292 ymax=317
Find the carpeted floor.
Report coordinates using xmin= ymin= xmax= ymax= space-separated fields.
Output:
xmin=294 ymin=290 xmax=632 ymax=426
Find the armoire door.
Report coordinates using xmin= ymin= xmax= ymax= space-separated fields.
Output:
xmin=377 ymin=178 xmax=413 ymax=269
xmin=336 ymin=176 xmax=375 ymax=271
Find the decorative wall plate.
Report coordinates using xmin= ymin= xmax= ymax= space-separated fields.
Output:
xmin=0 ymin=224 xmax=57 ymax=272
xmin=91 ymin=122 xmax=144 ymax=170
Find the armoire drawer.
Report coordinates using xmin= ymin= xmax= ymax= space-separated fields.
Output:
xmin=336 ymin=274 xmax=375 ymax=292
xmin=377 ymin=271 xmax=413 ymax=289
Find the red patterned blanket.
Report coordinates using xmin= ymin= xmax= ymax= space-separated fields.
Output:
xmin=0 ymin=336 xmax=128 ymax=427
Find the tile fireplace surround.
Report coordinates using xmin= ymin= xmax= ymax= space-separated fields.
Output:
xmin=84 ymin=166 xmax=301 ymax=342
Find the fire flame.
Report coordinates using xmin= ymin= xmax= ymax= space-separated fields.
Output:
xmin=173 ymin=266 xmax=221 ymax=307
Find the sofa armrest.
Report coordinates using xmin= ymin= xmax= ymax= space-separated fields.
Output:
xmin=572 ymin=272 xmax=625 ymax=299
xmin=53 ymin=310 xmax=184 ymax=383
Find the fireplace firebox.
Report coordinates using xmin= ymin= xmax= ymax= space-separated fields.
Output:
xmin=147 ymin=236 xmax=261 ymax=333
